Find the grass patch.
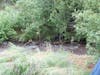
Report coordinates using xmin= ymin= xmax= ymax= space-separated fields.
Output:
xmin=0 ymin=46 xmax=94 ymax=75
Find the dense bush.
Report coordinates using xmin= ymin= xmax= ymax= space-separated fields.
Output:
xmin=49 ymin=0 xmax=82 ymax=41
xmin=0 ymin=0 xmax=100 ymax=55
xmin=0 ymin=0 xmax=83 ymax=43
xmin=74 ymin=0 xmax=100 ymax=54
xmin=15 ymin=0 xmax=83 ymax=42
xmin=15 ymin=0 xmax=54 ymax=41
xmin=0 ymin=7 xmax=18 ymax=43
xmin=83 ymin=0 xmax=100 ymax=13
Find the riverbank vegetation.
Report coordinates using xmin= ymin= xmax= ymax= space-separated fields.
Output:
xmin=0 ymin=45 xmax=95 ymax=75
xmin=0 ymin=0 xmax=100 ymax=75
xmin=0 ymin=0 xmax=100 ymax=54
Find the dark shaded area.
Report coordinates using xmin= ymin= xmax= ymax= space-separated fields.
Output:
xmin=0 ymin=41 xmax=87 ymax=55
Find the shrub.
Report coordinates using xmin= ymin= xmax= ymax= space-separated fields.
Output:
xmin=14 ymin=0 xmax=54 ymax=41
xmin=15 ymin=0 xmax=83 ymax=42
xmin=0 ymin=7 xmax=18 ymax=43
xmin=74 ymin=0 xmax=100 ymax=54
xmin=83 ymin=0 xmax=100 ymax=13
xmin=0 ymin=0 xmax=86 ymax=43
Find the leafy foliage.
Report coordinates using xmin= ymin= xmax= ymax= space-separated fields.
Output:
xmin=0 ymin=7 xmax=18 ymax=43
xmin=74 ymin=0 xmax=100 ymax=54
xmin=0 ymin=0 xmax=100 ymax=55
xmin=16 ymin=0 xmax=54 ymax=41
xmin=15 ymin=0 xmax=83 ymax=41
xmin=0 ymin=0 xmax=83 ymax=42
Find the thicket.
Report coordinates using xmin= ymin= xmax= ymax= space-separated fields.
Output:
xmin=0 ymin=7 xmax=18 ymax=43
xmin=0 ymin=0 xmax=100 ymax=53
xmin=74 ymin=0 xmax=100 ymax=54
xmin=0 ymin=0 xmax=83 ymax=43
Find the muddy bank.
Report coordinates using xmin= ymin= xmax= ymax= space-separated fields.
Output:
xmin=37 ymin=43 xmax=87 ymax=55
xmin=0 ymin=41 xmax=87 ymax=55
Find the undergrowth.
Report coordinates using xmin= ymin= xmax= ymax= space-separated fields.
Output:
xmin=0 ymin=45 xmax=94 ymax=75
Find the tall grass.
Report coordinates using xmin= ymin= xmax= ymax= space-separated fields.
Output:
xmin=0 ymin=45 xmax=91 ymax=75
